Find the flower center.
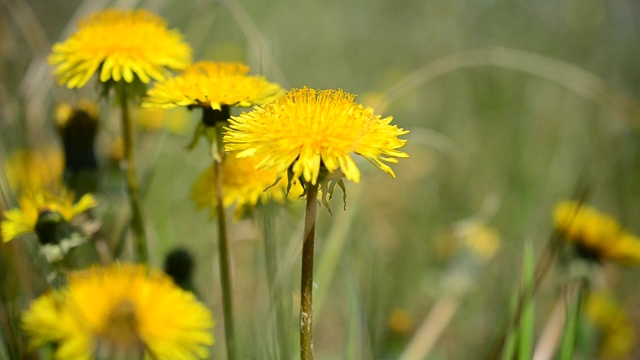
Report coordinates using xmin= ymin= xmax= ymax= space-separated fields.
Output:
xmin=96 ymin=300 xmax=143 ymax=359
xmin=35 ymin=210 xmax=67 ymax=245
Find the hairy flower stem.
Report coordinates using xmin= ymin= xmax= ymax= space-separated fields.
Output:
xmin=300 ymin=182 xmax=319 ymax=360
xmin=211 ymin=122 xmax=237 ymax=360
xmin=119 ymin=88 xmax=148 ymax=264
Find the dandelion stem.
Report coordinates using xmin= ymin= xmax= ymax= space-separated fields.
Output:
xmin=211 ymin=123 xmax=237 ymax=360
xmin=300 ymin=182 xmax=319 ymax=360
xmin=119 ymin=88 xmax=148 ymax=264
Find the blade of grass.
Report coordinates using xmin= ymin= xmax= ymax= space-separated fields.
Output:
xmin=501 ymin=292 xmax=518 ymax=360
xmin=558 ymin=280 xmax=585 ymax=360
xmin=518 ymin=242 xmax=535 ymax=360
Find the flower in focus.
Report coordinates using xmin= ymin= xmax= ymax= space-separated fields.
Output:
xmin=585 ymin=292 xmax=635 ymax=360
xmin=3 ymin=148 xmax=64 ymax=193
xmin=1 ymin=189 xmax=96 ymax=243
xmin=224 ymin=87 xmax=409 ymax=186
xmin=142 ymin=61 xmax=283 ymax=111
xmin=49 ymin=8 xmax=191 ymax=89
xmin=191 ymin=152 xmax=296 ymax=219
xmin=553 ymin=201 xmax=640 ymax=264
xmin=22 ymin=263 xmax=215 ymax=360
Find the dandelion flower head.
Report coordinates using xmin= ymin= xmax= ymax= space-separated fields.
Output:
xmin=49 ymin=8 xmax=192 ymax=89
xmin=585 ymin=292 xmax=636 ymax=359
xmin=55 ymin=99 xmax=99 ymax=129
xmin=554 ymin=201 xmax=640 ymax=264
xmin=4 ymin=148 xmax=64 ymax=194
xmin=1 ymin=189 xmax=96 ymax=242
xmin=142 ymin=61 xmax=283 ymax=110
xmin=224 ymin=87 xmax=409 ymax=185
xmin=21 ymin=263 xmax=215 ymax=360
xmin=191 ymin=152 xmax=296 ymax=219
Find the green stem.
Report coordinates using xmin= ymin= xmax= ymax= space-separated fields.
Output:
xmin=212 ymin=124 xmax=237 ymax=360
xmin=300 ymin=182 xmax=319 ymax=360
xmin=119 ymin=88 xmax=148 ymax=264
xmin=261 ymin=206 xmax=290 ymax=359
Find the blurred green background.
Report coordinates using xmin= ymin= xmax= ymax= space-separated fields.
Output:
xmin=2 ymin=0 xmax=640 ymax=358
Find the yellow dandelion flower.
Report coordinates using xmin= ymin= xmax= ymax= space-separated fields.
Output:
xmin=3 ymin=148 xmax=64 ymax=193
xmin=585 ymin=292 xmax=636 ymax=360
xmin=1 ymin=189 xmax=96 ymax=242
xmin=224 ymin=87 xmax=409 ymax=185
xmin=134 ymin=107 xmax=189 ymax=134
xmin=22 ymin=263 xmax=215 ymax=360
xmin=55 ymin=99 xmax=99 ymax=129
xmin=49 ymin=8 xmax=192 ymax=89
xmin=388 ymin=308 xmax=414 ymax=336
xmin=142 ymin=61 xmax=283 ymax=110
xmin=191 ymin=152 xmax=297 ymax=219
xmin=553 ymin=201 xmax=640 ymax=264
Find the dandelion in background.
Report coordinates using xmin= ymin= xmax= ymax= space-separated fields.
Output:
xmin=553 ymin=201 xmax=640 ymax=264
xmin=22 ymin=263 xmax=214 ymax=360
xmin=585 ymin=292 xmax=636 ymax=360
xmin=49 ymin=8 xmax=191 ymax=89
xmin=143 ymin=61 xmax=282 ymax=111
xmin=143 ymin=60 xmax=283 ymax=359
xmin=48 ymin=8 xmax=191 ymax=263
xmin=55 ymin=100 xmax=100 ymax=195
xmin=191 ymin=152 xmax=294 ymax=220
xmin=224 ymin=87 xmax=409 ymax=359
xmin=143 ymin=61 xmax=283 ymax=155
xmin=1 ymin=189 xmax=97 ymax=261
xmin=134 ymin=107 xmax=190 ymax=134
xmin=3 ymin=148 xmax=64 ymax=194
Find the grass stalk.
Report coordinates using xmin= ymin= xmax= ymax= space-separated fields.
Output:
xmin=119 ymin=88 xmax=148 ymax=264
xmin=558 ymin=279 xmax=585 ymax=360
xmin=300 ymin=182 xmax=319 ymax=360
xmin=260 ymin=206 xmax=290 ymax=360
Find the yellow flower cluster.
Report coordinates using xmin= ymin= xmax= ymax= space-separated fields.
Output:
xmin=554 ymin=201 xmax=640 ymax=264
xmin=22 ymin=263 xmax=214 ymax=360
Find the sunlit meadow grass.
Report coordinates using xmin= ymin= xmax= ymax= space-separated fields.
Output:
xmin=2 ymin=0 xmax=640 ymax=359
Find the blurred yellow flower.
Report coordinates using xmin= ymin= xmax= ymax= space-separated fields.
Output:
xmin=191 ymin=152 xmax=296 ymax=219
xmin=3 ymin=148 xmax=63 ymax=193
xmin=585 ymin=292 xmax=635 ymax=360
xmin=142 ymin=61 xmax=283 ymax=110
xmin=388 ymin=308 xmax=414 ymax=336
xmin=55 ymin=99 xmax=99 ymax=129
xmin=1 ymin=189 xmax=96 ymax=242
xmin=49 ymin=8 xmax=191 ymax=89
xmin=224 ymin=87 xmax=409 ymax=185
xmin=108 ymin=137 xmax=125 ymax=163
xmin=22 ymin=263 xmax=214 ymax=360
xmin=554 ymin=201 xmax=640 ymax=264
xmin=135 ymin=107 xmax=189 ymax=134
